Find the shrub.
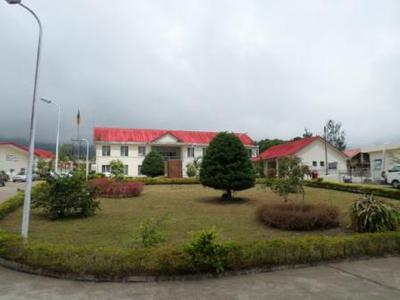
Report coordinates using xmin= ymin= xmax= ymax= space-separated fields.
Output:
xmin=32 ymin=171 xmax=99 ymax=219
xmin=350 ymin=194 xmax=400 ymax=233
xmin=266 ymin=168 xmax=277 ymax=178
xmin=110 ymin=159 xmax=125 ymax=180
xmin=186 ymin=163 xmax=197 ymax=177
xmin=0 ymin=192 xmax=24 ymax=220
xmin=200 ymin=132 xmax=255 ymax=200
xmin=141 ymin=151 xmax=165 ymax=177
xmin=257 ymin=203 xmax=340 ymax=230
xmin=89 ymin=178 xmax=143 ymax=198
xmin=131 ymin=216 xmax=167 ymax=247
xmin=185 ymin=229 xmax=229 ymax=273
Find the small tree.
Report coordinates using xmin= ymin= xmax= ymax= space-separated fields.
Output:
xmin=141 ymin=151 xmax=165 ymax=177
xmin=110 ymin=159 xmax=124 ymax=180
xmin=271 ymin=156 xmax=305 ymax=204
xmin=200 ymin=132 xmax=255 ymax=200
xmin=186 ymin=157 xmax=202 ymax=177
xmin=36 ymin=158 xmax=50 ymax=177
xmin=325 ymin=119 xmax=346 ymax=151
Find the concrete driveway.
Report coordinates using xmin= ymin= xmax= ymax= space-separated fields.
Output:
xmin=0 ymin=181 xmax=25 ymax=204
xmin=0 ymin=257 xmax=399 ymax=299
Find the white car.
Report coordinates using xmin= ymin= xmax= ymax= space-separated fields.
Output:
xmin=12 ymin=172 xmax=40 ymax=182
xmin=386 ymin=165 xmax=400 ymax=188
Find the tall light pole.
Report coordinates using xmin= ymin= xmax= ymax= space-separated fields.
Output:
xmin=72 ymin=138 xmax=89 ymax=180
xmin=40 ymin=97 xmax=61 ymax=174
xmin=5 ymin=0 xmax=43 ymax=239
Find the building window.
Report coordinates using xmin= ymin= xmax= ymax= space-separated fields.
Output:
xmin=202 ymin=147 xmax=207 ymax=157
xmin=248 ymin=149 xmax=252 ymax=157
xmin=187 ymin=147 xmax=195 ymax=158
xmin=123 ymin=165 xmax=129 ymax=175
xmin=328 ymin=162 xmax=338 ymax=170
xmin=312 ymin=161 xmax=317 ymax=167
xmin=320 ymin=161 xmax=325 ymax=167
xmin=120 ymin=146 xmax=129 ymax=157
xmin=102 ymin=165 xmax=110 ymax=173
xmin=374 ymin=159 xmax=382 ymax=171
xmin=102 ymin=145 xmax=110 ymax=156
xmin=138 ymin=146 xmax=146 ymax=156
xmin=138 ymin=165 xmax=142 ymax=175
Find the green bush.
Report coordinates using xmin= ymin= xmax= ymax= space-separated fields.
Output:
xmin=110 ymin=159 xmax=125 ymax=180
xmin=200 ymin=132 xmax=255 ymax=200
xmin=0 ymin=192 xmax=24 ymax=220
xmin=131 ymin=217 xmax=167 ymax=247
xmin=304 ymin=180 xmax=400 ymax=200
xmin=185 ymin=229 xmax=229 ymax=273
xmin=141 ymin=151 xmax=165 ymax=177
xmin=127 ymin=177 xmax=200 ymax=185
xmin=351 ymin=194 xmax=400 ymax=233
xmin=186 ymin=163 xmax=198 ymax=177
xmin=32 ymin=171 xmax=99 ymax=219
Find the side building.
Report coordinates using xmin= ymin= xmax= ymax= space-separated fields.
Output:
xmin=93 ymin=127 xmax=259 ymax=178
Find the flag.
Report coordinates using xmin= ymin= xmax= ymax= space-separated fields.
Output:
xmin=76 ymin=110 xmax=80 ymax=126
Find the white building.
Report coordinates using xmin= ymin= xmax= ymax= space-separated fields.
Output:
xmin=254 ymin=136 xmax=349 ymax=177
xmin=361 ymin=144 xmax=400 ymax=181
xmin=94 ymin=127 xmax=259 ymax=178
xmin=0 ymin=142 xmax=54 ymax=178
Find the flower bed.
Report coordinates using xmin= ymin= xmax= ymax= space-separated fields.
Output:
xmin=89 ymin=178 xmax=144 ymax=198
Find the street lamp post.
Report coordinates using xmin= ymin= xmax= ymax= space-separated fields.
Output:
xmin=40 ymin=97 xmax=61 ymax=174
xmin=5 ymin=0 xmax=43 ymax=239
xmin=72 ymin=138 xmax=89 ymax=180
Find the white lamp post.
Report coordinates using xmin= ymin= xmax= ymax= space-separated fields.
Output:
xmin=40 ymin=97 xmax=61 ymax=174
xmin=5 ymin=0 xmax=43 ymax=239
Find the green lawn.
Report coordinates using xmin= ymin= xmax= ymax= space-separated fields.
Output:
xmin=0 ymin=185 xmax=396 ymax=247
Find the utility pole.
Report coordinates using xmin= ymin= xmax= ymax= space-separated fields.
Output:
xmin=324 ymin=125 xmax=328 ymax=176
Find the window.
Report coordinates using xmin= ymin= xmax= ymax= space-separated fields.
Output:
xmin=320 ymin=161 xmax=325 ymax=167
xmin=123 ymin=165 xmax=129 ymax=175
xmin=138 ymin=146 xmax=146 ymax=156
xmin=248 ymin=149 xmax=252 ymax=157
xmin=187 ymin=147 xmax=195 ymax=158
xmin=102 ymin=165 xmax=110 ymax=173
xmin=312 ymin=161 xmax=317 ymax=167
xmin=374 ymin=159 xmax=382 ymax=171
xmin=138 ymin=165 xmax=142 ymax=175
xmin=389 ymin=166 xmax=400 ymax=173
xmin=202 ymin=147 xmax=207 ymax=157
xmin=120 ymin=146 xmax=129 ymax=157
xmin=328 ymin=162 xmax=338 ymax=170
xmin=102 ymin=145 xmax=110 ymax=156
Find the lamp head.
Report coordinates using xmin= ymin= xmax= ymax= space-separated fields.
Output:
xmin=40 ymin=97 xmax=52 ymax=104
xmin=5 ymin=0 xmax=22 ymax=4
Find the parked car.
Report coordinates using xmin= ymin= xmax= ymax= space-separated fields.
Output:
xmin=386 ymin=165 xmax=400 ymax=188
xmin=12 ymin=172 xmax=40 ymax=182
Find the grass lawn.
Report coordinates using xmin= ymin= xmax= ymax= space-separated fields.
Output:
xmin=0 ymin=185 xmax=397 ymax=248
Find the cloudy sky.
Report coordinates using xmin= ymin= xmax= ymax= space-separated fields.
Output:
xmin=0 ymin=0 xmax=399 ymax=147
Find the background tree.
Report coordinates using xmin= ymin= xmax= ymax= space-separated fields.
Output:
xmin=303 ymin=128 xmax=313 ymax=138
xmin=36 ymin=158 xmax=50 ymax=177
xmin=325 ymin=120 xmax=346 ymax=151
xmin=110 ymin=159 xmax=125 ymax=180
xmin=141 ymin=151 xmax=165 ymax=177
xmin=257 ymin=138 xmax=286 ymax=153
xmin=200 ymin=132 xmax=255 ymax=200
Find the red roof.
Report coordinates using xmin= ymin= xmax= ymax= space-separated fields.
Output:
xmin=344 ymin=148 xmax=360 ymax=158
xmin=93 ymin=127 xmax=255 ymax=146
xmin=0 ymin=142 xmax=54 ymax=159
xmin=257 ymin=136 xmax=320 ymax=160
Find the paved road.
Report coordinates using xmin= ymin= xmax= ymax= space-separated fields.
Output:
xmin=0 ymin=181 xmax=25 ymax=204
xmin=0 ymin=257 xmax=399 ymax=299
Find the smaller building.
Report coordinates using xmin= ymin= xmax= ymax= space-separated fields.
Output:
xmin=361 ymin=143 xmax=400 ymax=181
xmin=254 ymin=136 xmax=348 ymax=177
xmin=0 ymin=142 xmax=54 ymax=178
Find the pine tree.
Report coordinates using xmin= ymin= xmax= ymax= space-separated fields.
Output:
xmin=200 ymin=132 xmax=255 ymax=200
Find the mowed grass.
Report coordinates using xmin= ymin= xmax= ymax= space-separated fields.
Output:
xmin=0 ymin=185 xmax=396 ymax=247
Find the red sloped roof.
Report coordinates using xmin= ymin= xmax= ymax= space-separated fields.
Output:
xmin=344 ymin=148 xmax=360 ymax=158
xmin=93 ymin=127 xmax=255 ymax=146
xmin=258 ymin=136 xmax=320 ymax=160
xmin=0 ymin=142 xmax=54 ymax=159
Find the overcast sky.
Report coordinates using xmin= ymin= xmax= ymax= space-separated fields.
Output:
xmin=0 ymin=0 xmax=399 ymax=147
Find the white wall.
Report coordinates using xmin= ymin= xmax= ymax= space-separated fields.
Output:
xmin=369 ymin=149 xmax=400 ymax=180
xmin=0 ymin=145 xmax=44 ymax=178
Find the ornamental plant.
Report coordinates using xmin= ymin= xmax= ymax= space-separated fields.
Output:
xmin=88 ymin=178 xmax=143 ymax=198
xmin=350 ymin=194 xmax=400 ymax=233
xmin=32 ymin=171 xmax=99 ymax=219
xmin=141 ymin=151 xmax=165 ymax=177
xmin=110 ymin=159 xmax=125 ymax=180
xmin=200 ymin=132 xmax=255 ymax=200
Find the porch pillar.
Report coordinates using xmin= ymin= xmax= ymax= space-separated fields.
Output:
xmin=276 ymin=159 xmax=279 ymax=177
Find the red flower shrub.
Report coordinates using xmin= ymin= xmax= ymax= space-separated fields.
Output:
xmin=89 ymin=178 xmax=144 ymax=198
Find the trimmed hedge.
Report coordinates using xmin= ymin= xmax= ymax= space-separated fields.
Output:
xmin=0 ymin=230 xmax=400 ymax=279
xmin=0 ymin=192 xmax=24 ymax=220
xmin=89 ymin=178 xmax=144 ymax=198
xmin=127 ymin=177 xmax=200 ymax=185
xmin=304 ymin=180 xmax=400 ymax=200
